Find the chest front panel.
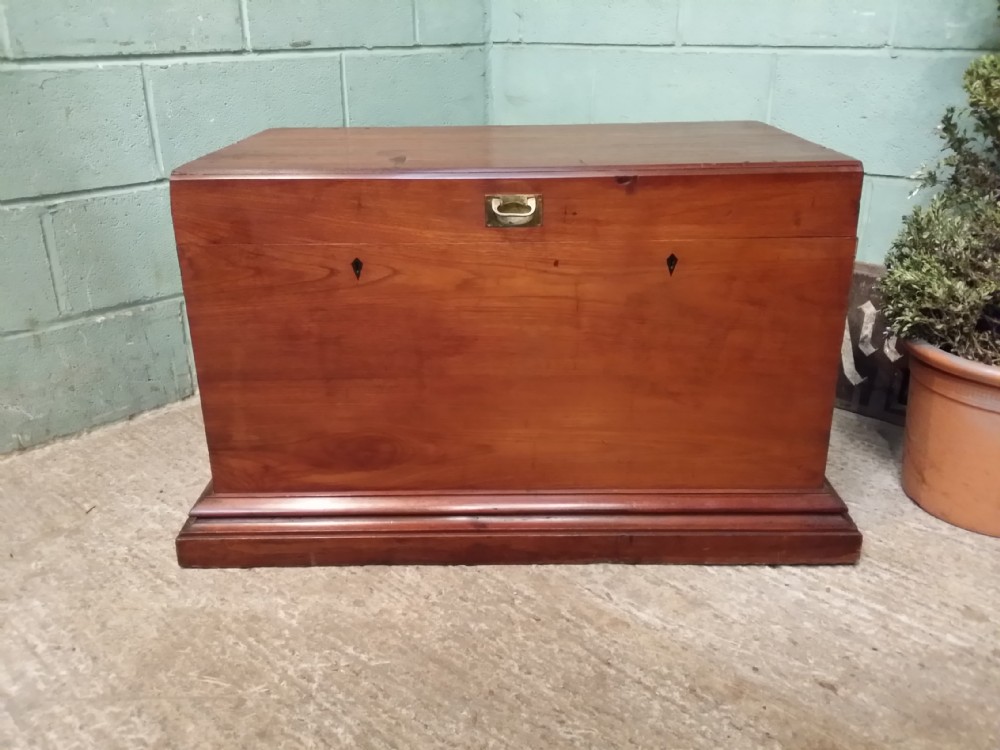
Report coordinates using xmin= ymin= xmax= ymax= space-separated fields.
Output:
xmin=175 ymin=174 xmax=858 ymax=494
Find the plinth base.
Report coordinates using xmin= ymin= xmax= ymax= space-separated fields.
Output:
xmin=176 ymin=482 xmax=862 ymax=568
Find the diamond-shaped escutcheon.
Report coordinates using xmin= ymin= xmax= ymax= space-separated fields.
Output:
xmin=351 ymin=258 xmax=363 ymax=279
xmin=666 ymin=254 xmax=678 ymax=276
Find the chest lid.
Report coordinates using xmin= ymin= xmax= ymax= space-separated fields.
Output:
xmin=171 ymin=121 xmax=861 ymax=181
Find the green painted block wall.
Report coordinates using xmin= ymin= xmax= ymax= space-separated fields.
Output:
xmin=0 ymin=0 xmax=994 ymax=452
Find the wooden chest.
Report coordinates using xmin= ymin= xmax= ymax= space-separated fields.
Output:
xmin=171 ymin=122 xmax=864 ymax=567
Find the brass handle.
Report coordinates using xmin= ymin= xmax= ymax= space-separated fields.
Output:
xmin=485 ymin=194 xmax=542 ymax=227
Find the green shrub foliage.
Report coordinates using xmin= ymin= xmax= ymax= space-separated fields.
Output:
xmin=879 ymin=53 xmax=1000 ymax=365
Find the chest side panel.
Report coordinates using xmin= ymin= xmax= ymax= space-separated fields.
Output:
xmin=175 ymin=172 xmax=858 ymax=493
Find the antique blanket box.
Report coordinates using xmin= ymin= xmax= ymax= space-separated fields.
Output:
xmin=170 ymin=122 xmax=864 ymax=568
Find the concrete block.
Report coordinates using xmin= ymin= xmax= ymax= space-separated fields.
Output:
xmin=591 ymin=49 xmax=772 ymax=123
xmin=345 ymin=49 xmax=486 ymax=126
xmin=858 ymin=176 xmax=928 ymax=264
xmin=771 ymin=53 xmax=976 ymax=178
xmin=491 ymin=0 xmax=678 ymax=44
xmin=0 ymin=300 xmax=193 ymax=453
xmin=148 ymin=58 xmax=344 ymax=170
xmin=679 ymin=0 xmax=891 ymax=47
xmin=490 ymin=47 xmax=592 ymax=124
xmin=0 ymin=68 xmax=159 ymax=201
xmin=247 ymin=0 xmax=413 ymax=50
xmin=416 ymin=0 xmax=487 ymax=44
xmin=0 ymin=207 xmax=60 ymax=332
xmin=491 ymin=47 xmax=771 ymax=124
xmin=48 ymin=186 xmax=181 ymax=313
xmin=895 ymin=0 xmax=1000 ymax=49
xmin=4 ymin=0 xmax=242 ymax=58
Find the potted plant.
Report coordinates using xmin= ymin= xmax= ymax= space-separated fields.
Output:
xmin=878 ymin=55 xmax=1000 ymax=536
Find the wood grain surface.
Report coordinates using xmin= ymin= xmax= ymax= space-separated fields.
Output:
xmin=172 ymin=122 xmax=858 ymax=180
xmin=177 ymin=484 xmax=862 ymax=568
xmin=179 ymin=234 xmax=854 ymax=493
xmin=177 ymin=480 xmax=862 ymax=567
xmin=189 ymin=482 xmax=849 ymax=518
xmin=171 ymin=173 xmax=862 ymax=246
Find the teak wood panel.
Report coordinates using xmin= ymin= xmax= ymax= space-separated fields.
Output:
xmin=171 ymin=122 xmax=858 ymax=180
xmin=180 ymin=233 xmax=854 ymax=494
xmin=170 ymin=173 xmax=861 ymax=247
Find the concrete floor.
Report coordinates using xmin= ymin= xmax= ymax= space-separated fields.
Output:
xmin=1 ymin=399 xmax=998 ymax=749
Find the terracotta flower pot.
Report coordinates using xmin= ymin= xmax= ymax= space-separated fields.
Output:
xmin=901 ymin=340 xmax=1000 ymax=536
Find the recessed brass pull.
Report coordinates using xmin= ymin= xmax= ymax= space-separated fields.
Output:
xmin=485 ymin=194 xmax=542 ymax=227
